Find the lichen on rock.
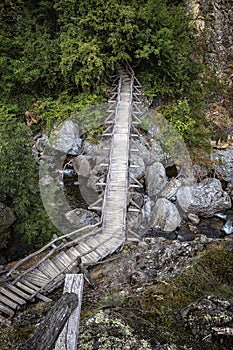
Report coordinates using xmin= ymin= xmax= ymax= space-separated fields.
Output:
xmin=78 ymin=310 xmax=152 ymax=349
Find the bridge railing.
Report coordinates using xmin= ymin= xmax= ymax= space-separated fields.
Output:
xmin=3 ymin=222 xmax=102 ymax=281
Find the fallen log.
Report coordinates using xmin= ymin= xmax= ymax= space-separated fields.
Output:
xmin=21 ymin=292 xmax=78 ymax=350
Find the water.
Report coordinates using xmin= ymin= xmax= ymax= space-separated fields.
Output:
xmin=63 ymin=175 xmax=87 ymax=210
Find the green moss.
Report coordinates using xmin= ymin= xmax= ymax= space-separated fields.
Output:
xmin=170 ymin=245 xmax=233 ymax=307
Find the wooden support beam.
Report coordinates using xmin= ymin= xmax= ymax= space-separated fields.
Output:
xmin=88 ymin=206 xmax=102 ymax=211
xmin=55 ymin=274 xmax=84 ymax=350
xmin=128 ymin=228 xmax=141 ymax=239
xmin=128 ymin=208 xmax=141 ymax=213
xmin=21 ymin=292 xmax=79 ymax=350
xmin=130 ymin=164 xmax=141 ymax=168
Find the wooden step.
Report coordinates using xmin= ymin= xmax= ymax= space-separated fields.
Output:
xmin=76 ymin=242 xmax=101 ymax=261
xmin=15 ymin=281 xmax=39 ymax=295
xmin=0 ymin=293 xmax=19 ymax=310
xmin=38 ymin=261 xmax=59 ymax=280
xmin=0 ymin=286 xmax=26 ymax=306
xmin=21 ymin=280 xmax=52 ymax=302
xmin=0 ymin=302 xmax=14 ymax=316
xmin=86 ymin=238 xmax=109 ymax=257
xmin=66 ymin=247 xmax=80 ymax=260
xmin=26 ymin=270 xmax=49 ymax=288
xmin=58 ymin=251 xmax=73 ymax=269
xmin=52 ymin=251 xmax=73 ymax=271
xmin=7 ymin=284 xmax=32 ymax=300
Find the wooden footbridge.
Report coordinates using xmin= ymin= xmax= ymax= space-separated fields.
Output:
xmin=0 ymin=63 xmax=145 ymax=323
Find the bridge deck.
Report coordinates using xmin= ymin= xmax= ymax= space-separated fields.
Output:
xmin=0 ymin=65 xmax=141 ymax=322
xmin=102 ymin=76 xmax=132 ymax=239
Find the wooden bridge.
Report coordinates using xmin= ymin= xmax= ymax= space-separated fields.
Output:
xmin=0 ymin=63 xmax=145 ymax=323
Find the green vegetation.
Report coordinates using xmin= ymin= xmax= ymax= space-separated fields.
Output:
xmin=0 ymin=108 xmax=58 ymax=248
xmin=0 ymin=0 xmax=220 ymax=250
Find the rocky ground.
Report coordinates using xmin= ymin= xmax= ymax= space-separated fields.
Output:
xmin=1 ymin=234 xmax=233 ymax=349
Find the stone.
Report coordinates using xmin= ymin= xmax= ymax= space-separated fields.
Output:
xmin=129 ymin=154 xmax=145 ymax=180
xmin=72 ymin=155 xmax=91 ymax=177
xmin=211 ymin=148 xmax=233 ymax=183
xmin=39 ymin=175 xmax=56 ymax=187
xmin=50 ymin=120 xmax=80 ymax=154
xmin=150 ymin=198 xmax=181 ymax=232
xmin=159 ymin=178 xmax=183 ymax=201
xmin=221 ymin=219 xmax=233 ymax=235
xmin=145 ymin=162 xmax=167 ymax=197
xmin=65 ymin=208 xmax=99 ymax=228
xmin=177 ymin=178 xmax=231 ymax=217
xmin=150 ymin=140 xmax=167 ymax=163
xmin=187 ymin=213 xmax=200 ymax=225
xmin=0 ymin=202 xmax=16 ymax=233
xmin=79 ymin=310 xmax=153 ymax=350
xmin=181 ymin=294 xmax=233 ymax=338
xmin=68 ymin=138 xmax=83 ymax=156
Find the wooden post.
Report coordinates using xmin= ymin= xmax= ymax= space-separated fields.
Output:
xmin=55 ymin=274 xmax=84 ymax=350
xmin=21 ymin=293 xmax=78 ymax=350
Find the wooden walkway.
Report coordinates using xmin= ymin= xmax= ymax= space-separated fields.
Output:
xmin=0 ymin=64 xmax=144 ymax=323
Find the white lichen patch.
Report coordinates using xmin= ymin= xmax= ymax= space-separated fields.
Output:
xmin=79 ymin=310 xmax=152 ymax=350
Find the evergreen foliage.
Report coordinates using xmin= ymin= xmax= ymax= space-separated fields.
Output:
xmin=0 ymin=107 xmax=58 ymax=248
xmin=0 ymin=0 xmax=216 ymax=249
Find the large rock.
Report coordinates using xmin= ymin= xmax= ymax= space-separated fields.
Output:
xmin=0 ymin=203 xmax=16 ymax=233
xmin=129 ymin=154 xmax=145 ymax=180
xmin=177 ymin=178 xmax=231 ymax=217
xmin=211 ymin=148 xmax=233 ymax=183
xmin=181 ymin=295 xmax=233 ymax=338
xmin=150 ymin=198 xmax=181 ymax=232
xmin=50 ymin=120 xmax=81 ymax=154
xmin=79 ymin=310 xmax=153 ymax=350
xmin=65 ymin=208 xmax=99 ymax=228
xmin=159 ymin=178 xmax=183 ymax=201
xmin=145 ymin=162 xmax=167 ymax=197
xmin=72 ymin=155 xmax=91 ymax=177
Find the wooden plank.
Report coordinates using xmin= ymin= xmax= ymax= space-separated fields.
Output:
xmin=0 ymin=286 xmax=26 ymax=306
xmin=52 ymin=253 xmax=67 ymax=271
xmin=58 ymin=251 xmax=73 ymax=267
xmin=38 ymin=261 xmax=58 ymax=280
xmin=21 ymin=293 xmax=78 ymax=350
xmin=7 ymin=284 xmax=32 ymax=300
xmin=21 ymin=280 xmax=52 ymax=302
xmin=26 ymin=271 xmax=49 ymax=287
xmin=0 ymin=294 xmax=19 ymax=310
xmin=66 ymin=247 xmax=80 ymax=261
xmin=18 ymin=280 xmax=39 ymax=293
xmin=0 ymin=302 xmax=14 ymax=316
xmin=55 ymin=274 xmax=84 ymax=350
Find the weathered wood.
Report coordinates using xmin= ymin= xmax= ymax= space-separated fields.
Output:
xmin=55 ymin=274 xmax=84 ymax=350
xmin=21 ymin=293 xmax=78 ymax=350
xmin=0 ymin=64 xmax=144 ymax=324
xmin=15 ymin=281 xmax=51 ymax=302
xmin=6 ymin=223 xmax=100 ymax=278
xmin=6 ymin=284 xmax=31 ymax=300
xmin=0 ymin=302 xmax=14 ymax=316
xmin=0 ymin=294 xmax=19 ymax=310
xmin=0 ymin=286 xmax=26 ymax=306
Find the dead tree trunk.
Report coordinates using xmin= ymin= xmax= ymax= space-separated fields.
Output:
xmin=21 ymin=293 xmax=78 ymax=350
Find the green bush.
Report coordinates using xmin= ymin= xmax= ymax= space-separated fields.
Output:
xmin=0 ymin=107 xmax=58 ymax=247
